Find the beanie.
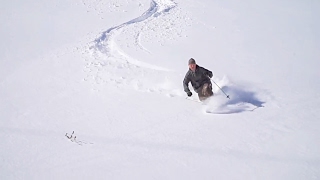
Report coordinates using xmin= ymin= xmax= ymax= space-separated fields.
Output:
xmin=188 ymin=58 xmax=196 ymax=65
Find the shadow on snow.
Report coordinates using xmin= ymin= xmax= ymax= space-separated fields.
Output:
xmin=207 ymin=85 xmax=265 ymax=114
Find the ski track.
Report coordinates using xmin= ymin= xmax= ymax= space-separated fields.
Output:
xmin=91 ymin=0 xmax=176 ymax=71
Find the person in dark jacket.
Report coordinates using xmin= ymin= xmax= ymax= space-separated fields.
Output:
xmin=183 ymin=58 xmax=213 ymax=101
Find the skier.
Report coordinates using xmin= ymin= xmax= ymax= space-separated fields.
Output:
xmin=183 ymin=58 xmax=214 ymax=101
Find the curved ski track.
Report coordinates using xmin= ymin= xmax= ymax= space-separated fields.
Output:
xmin=91 ymin=0 xmax=176 ymax=71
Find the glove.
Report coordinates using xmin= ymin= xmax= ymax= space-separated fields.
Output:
xmin=187 ymin=91 xmax=192 ymax=97
xmin=208 ymin=73 xmax=213 ymax=78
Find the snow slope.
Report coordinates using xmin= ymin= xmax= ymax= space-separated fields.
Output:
xmin=1 ymin=0 xmax=319 ymax=179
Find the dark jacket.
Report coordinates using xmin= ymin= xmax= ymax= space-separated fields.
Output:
xmin=183 ymin=65 xmax=213 ymax=93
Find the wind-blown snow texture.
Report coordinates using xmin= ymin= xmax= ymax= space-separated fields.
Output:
xmin=1 ymin=0 xmax=319 ymax=179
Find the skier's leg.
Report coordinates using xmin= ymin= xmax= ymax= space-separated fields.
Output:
xmin=198 ymin=83 xmax=214 ymax=101
xmin=201 ymin=83 xmax=208 ymax=96
xmin=197 ymin=84 xmax=206 ymax=101
xmin=198 ymin=95 xmax=206 ymax=101
xmin=206 ymin=83 xmax=214 ymax=97
xmin=198 ymin=83 xmax=212 ymax=101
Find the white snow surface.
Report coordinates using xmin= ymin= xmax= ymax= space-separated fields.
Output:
xmin=1 ymin=0 xmax=320 ymax=179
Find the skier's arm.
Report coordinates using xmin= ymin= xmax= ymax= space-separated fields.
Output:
xmin=202 ymin=67 xmax=213 ymax=78
xmin=183 ymin=74 xmax=191 ymax=93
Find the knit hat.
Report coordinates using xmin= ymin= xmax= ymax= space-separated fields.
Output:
xmin=188 ymin=58 xmax=196 ymax=65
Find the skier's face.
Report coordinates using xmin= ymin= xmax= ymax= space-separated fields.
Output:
xmin=189 ymin=63 xmax=196 ymax=72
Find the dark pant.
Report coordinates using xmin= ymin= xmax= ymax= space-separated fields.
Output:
xmin=198 ymin=83 xmax=213 ymax=101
